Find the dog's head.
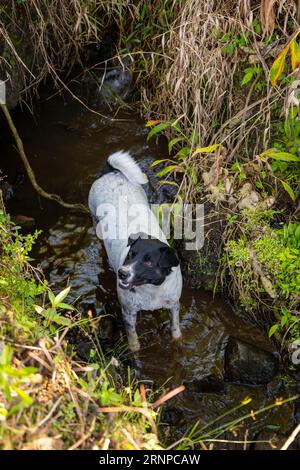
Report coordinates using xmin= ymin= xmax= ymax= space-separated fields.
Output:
xmin=118 ymin=233 xmax=180 ymax=290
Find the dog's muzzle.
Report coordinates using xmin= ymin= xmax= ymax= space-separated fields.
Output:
xmin=118 ymin=268 xmax=134 ymax=290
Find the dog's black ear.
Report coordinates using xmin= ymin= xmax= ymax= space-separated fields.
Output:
xmin=127 ymin=232 xmax=148 ymax=246
xmin=159 ymin=246 xmax=180 ymax=268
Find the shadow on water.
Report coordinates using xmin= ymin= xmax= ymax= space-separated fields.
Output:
xmin=1 ymin=94 xmax=295 ymax=447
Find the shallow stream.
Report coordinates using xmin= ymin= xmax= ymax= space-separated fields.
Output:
xmin=1 ymin=94 xmax=296 ymax=448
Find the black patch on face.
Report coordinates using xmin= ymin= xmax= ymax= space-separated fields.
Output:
xmin=118 ymin=234 xmax=180 ymax=289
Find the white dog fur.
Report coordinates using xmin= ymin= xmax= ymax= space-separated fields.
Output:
xmin=88 ymin=151 xmax=182 ymax=351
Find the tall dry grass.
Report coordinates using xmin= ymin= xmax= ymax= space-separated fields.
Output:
xmin=0 ymin=0 xmax=102 ymax=103
xmin=141 ymin=0 xmax=299 ymax=147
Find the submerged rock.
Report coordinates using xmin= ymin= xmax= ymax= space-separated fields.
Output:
xmin=224 ymin=337 xmax=278 ymax=385
xmin=184 ymin=374 xmax=225 ymax=394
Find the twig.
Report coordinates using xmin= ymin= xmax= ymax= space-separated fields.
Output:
xmin=121 ymin=428 xmax=141 ymax=450
xmin=151 ymin=384 xmax=185 ymax=409
xmin=281 ymin=422 xmax=300 ymax=450
xmin=33 ymin=397 xmax=63 ymax=431
xmin=0 ymin=103 xmax=88 ymax=214
xmin=99 ymin=406 xmax=157 ymax=435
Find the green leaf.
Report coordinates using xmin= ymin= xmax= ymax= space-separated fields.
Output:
xmin=156 ymin=165 xmax=184 ymax=177
xmin=51 ymin=314 xmax=72 ymax=327
xmin=270 ymin=45 xmax=289 ymax=86
xmin=158 ymin=180 xmax=179 ymax=187
xmin=188 ymin=168 xmax=198 ymax=184
xmin=134 ymin=389 xmax=141 ymax=405
xmin=54 ymin=286 xmax=71 ymax=305
xmin=269 ymin=324 xmax=279 ymax=338
xmin=145 ymin=120 xmax=161 ymax=127
xmin=241 ymin=71 xmax=253 ymax=86
xmin=262 ymin=149 xmax=300 ymax=162
xmin=281 ymin=180 xmax=296 ymax=201
xmin=57 ymin=302 xmax=75 ymax=311
xmin=290 ymin=36 xmax=300 ymax=70
xmin=12 ymin=386 xmax=32 ymax=406
xmin=223 ymin=43 xmax=234 ymax=56
xmin=192 ymin=144 xmax=222 ymax=156
xmin=168 ymin=137 xmax=184 ymax=154
xmin=149 ymin=159 xmax=169 ymax=168
xmin=48 ymin=290 xmax=56 ymax=306
xmin=147 ymin=122 xmax=171 ymax=140
xmin=175 ymin=146 xmax=191 ymax=160
xmin=14 ymin=366 xmax=37 ymax=377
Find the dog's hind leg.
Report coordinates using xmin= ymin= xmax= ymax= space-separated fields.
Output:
xmin=122 ymin=308 xmax=140 ymax=352
xmin=169 ymin=302 xmax=182 ymax=340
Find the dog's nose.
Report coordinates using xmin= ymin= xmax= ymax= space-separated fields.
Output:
xmin=118 ymin=268 xmax=129 ymax=280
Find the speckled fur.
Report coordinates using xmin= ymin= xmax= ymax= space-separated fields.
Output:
xmin=88 ymin=151 xmax=182 ymax=352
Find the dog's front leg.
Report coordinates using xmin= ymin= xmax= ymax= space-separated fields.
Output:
xmin=122 ymin=308 xmax=140 ymax=352
xmin=169 ymin=302 xmax=182 ymax=340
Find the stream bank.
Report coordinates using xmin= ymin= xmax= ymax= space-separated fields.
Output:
xmin=1 ymin=92 xmax=299 ymax=448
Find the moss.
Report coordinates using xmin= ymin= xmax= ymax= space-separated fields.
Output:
xmin=226 ymin=210 xmax=300 ymax=343
xmin=253 ymin=234 xmax=283 ymax=277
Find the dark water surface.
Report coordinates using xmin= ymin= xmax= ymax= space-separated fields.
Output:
xmin=1 ymin=94 xmax=295 ymax=447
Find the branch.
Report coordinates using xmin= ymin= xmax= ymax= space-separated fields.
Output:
xmin=281 ymin=422 xmax=300 ymax=450
xmin=1 ymin=103 xmax=88 ymax=214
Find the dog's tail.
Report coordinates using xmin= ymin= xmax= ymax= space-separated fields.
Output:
xmin=107 ymin=151 xmax=148 ymax=185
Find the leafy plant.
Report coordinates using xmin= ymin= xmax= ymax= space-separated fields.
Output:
xmin=0 ymin=210 xmax=47 ymax=339
xmin=260 ymin=106 xmax=300 ymax=201
xmin=241 ymin=64 xmax=262 ymax=87
xmin=219 ymin=29 xmax=248 ymax=56
xmin=0 ymin=345 xmax=39 ymax=420
xmin=227 ymin=214 xmax=300 ymax=343
xmin=146 ymin=119 xmax=222 ymax=195
xmin=34 ymin=286 xmax=74 ymax=331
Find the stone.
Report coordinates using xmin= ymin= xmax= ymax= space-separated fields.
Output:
xmin=224 ymin=337 xmax=278 ymax=385
xmin=184 ymin=374 xmax=225 ymax=393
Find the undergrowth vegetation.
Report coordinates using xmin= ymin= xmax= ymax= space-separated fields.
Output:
xmin=1 ymin=1 xmax=300 ymax=347
xmin=1 ymin=1 xmax=300 ymax=449
xmin=0 ymin=204 xmax=163 ymax=449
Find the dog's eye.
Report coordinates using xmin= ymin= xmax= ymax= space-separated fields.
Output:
xmin=143 ymin=255 xmax=152 ymax=266
xmin=128 ymin=251 xmax=136 ymax=259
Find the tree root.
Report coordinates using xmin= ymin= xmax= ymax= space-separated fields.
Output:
xmin=1 ymin=103 xmax=88 ymax=214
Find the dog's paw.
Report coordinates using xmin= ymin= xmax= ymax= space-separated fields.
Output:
xmin=171 ymin=330 xmax=182 ymax=341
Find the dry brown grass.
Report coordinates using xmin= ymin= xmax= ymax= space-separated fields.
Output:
xmin=141 ymin=1 xmax=297 ymax=146
xmin=0 ymin=0 xmax=101 ymax=103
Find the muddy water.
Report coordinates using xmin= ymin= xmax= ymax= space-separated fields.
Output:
xmin=1 ymin=95 xmax=295 ymax=447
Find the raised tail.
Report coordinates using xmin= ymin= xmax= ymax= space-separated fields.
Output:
xmin=107 ymin=150 xmax=148 ymax=185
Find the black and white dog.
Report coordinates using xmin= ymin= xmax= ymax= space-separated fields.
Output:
xmin=88 ymin=151 xmax=182 ymax=352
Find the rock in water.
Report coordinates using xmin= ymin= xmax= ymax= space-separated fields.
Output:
xmin=225 ymin=337 xmax=278 ymax=385
xmin=184 ymin=374 xmax=225 ymax=393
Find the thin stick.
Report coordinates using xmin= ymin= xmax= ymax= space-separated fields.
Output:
xmin=152 ymin=385 xmax=185 ymax=409
xmin=0 ymin=103 xmax=88 ymax=214
xmin=281 ymin=422 xmax=300 ymax=450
